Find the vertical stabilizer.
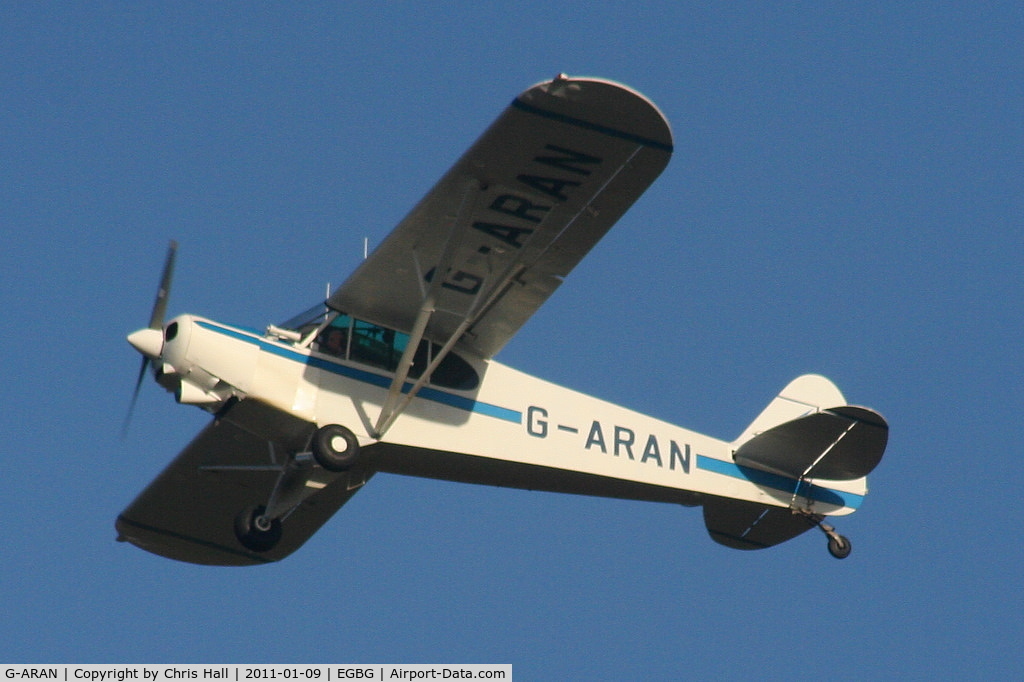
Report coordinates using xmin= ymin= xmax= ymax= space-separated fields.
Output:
xmin=733 ymin=374 xmax=845 ymax=447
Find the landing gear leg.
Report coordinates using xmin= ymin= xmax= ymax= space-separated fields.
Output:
xmin=230 ymin=426 xmax=360 ymax=554
xmin=232 ymin=443 xmax=315 ymax=554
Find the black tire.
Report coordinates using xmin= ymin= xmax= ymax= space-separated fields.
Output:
xmin=311 ymin=424 xmax=360 ymax=472
xmin=827 ymin=534 xmax=852 ymax=559
xmin=234 ymin=505 xmax=282 ymax=553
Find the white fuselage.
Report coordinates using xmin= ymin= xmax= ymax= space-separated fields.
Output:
xmin=161 ymin=314 xmax=865 ymax=516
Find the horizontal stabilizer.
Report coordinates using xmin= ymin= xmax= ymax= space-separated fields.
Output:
xmin=703 ymin=497 xmax=816 ymax=550
xmin=734 ymin=406 xmax=888 ymax=481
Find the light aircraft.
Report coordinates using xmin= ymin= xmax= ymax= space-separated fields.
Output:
xmin=118 ymin=75 xmax=888 ymax=565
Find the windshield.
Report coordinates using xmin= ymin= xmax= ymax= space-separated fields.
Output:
xmin=278 ymin=304 xmax=333 ymax=337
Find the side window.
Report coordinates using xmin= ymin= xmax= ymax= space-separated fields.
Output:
xmin=414 ymin=340 xmax=480 ymax=391
xmin=351 ymin=320 xmax=396 ymax=370
xmin=432 ymin=348 xmax=479 ymax=391
xmin=349 ymin=319 xmax=420 ymax=373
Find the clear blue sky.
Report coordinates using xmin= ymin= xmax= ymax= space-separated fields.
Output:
xmin=3 ymin=3 xmax=1021 ymax=677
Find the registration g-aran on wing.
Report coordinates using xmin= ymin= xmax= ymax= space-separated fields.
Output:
xmin=118 ymin=75 xmax=888 ymax=566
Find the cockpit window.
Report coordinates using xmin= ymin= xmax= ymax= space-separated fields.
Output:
xmin=309 ymin=311 xmax=479 ymax=391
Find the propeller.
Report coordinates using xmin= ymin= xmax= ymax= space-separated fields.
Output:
xmin=123 ymin=240 xmax=178 ymax=435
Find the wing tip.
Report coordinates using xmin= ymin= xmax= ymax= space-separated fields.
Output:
xmin=517 ymin=74 xmax=674 ymax=152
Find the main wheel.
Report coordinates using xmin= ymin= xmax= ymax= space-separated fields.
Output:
xmin=827 ymin=534 xmax=852 ymax=559
xmin=234 ymin=505 xmax=282 ymax=553
xmin=311 ymin=424 xmax=360 ymax=472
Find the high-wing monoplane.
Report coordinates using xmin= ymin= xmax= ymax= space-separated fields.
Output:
xmin=118 ymin=75 xmax=888 ymax=565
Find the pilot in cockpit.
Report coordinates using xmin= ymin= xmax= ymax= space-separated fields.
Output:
xmin=320 ymin=327 xmax=347 ymax=357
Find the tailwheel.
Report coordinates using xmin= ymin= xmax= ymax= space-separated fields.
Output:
xmin=796 ymin=511 xmax=853 ymax=560
xmin=311 ymin=424 xmax=360 ymax=472
xmin=817 ymin=518 xmax=852 ymax=560
xmin=234 ymin=505 xmax=282 ymax=553
xmin=827 ymin=533 xmax=852 ymax=559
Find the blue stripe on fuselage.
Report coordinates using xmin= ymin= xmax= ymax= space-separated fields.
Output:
xmin=194 ymin=320 xmax=522 ymax=424
xmin=696 ymin=455 xmax=864 ymax=509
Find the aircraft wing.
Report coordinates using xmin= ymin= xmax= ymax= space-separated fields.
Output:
xmin=328 ymin=75 xmax=673 ymax=359
xmin=116 ymin=399 xmax=372 ymax=566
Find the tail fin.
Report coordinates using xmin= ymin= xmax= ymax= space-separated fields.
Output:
xmin=733 ymin=374 xmax=845 ymax=448
xmin=703 ymin=375 xmax=888 ymax=555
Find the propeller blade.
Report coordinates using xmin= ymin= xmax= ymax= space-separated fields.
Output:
xmin=148 ymin=240 xmax=178 ymax=330
xmin=122 ymin=356 xmax=151 ymax=437
xmin=124 ymin=240 xmax=177 ymax=437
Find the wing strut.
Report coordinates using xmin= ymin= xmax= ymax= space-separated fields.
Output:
xmin=373 ymin=303 xmax=489 ymax=437
xmin=372 ymin=180 xmax=480 ymax=437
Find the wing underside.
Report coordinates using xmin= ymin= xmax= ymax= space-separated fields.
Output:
xmin=328 ymin=76 xmax=673 ymax=360
xmin=116 ymin=400 xmax=372 ymax=566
